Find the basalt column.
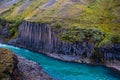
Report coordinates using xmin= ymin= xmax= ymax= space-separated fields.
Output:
xmin=15 ymin=21 xmax=120 ymax=61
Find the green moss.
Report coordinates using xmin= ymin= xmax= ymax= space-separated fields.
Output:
xmin=111 ymin=34 xmax=120 ymax=44
xmin=55 ymin=22 xmax=62 ymax=29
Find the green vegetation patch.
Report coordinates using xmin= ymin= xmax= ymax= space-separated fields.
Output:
xmin=61 ymin=27 xmax=105 ymax=47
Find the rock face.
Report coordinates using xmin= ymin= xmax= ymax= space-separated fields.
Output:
xmin=12 ymin=21 xmax=94 ymax=58
xmin=18 ymin=57 xmax=52 ymax=80
xmin=0 ymin=48 xmax=22 ymax=80
xmin=0 ymin=23 xmax=12 ymax=43
xmin=100 ymin=44 xmax=120 ymax=61
xmin=0 ymin=48 xmax=52 ymax=80
xmin=10 ymin=21 xmax=120 ymax=62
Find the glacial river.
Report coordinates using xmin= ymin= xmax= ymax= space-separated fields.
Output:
xmin=0 ymin=44 xmax=120 ymax=80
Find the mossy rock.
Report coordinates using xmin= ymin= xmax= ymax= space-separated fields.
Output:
xmin=0 ymin=48 xmax=18 ymax=80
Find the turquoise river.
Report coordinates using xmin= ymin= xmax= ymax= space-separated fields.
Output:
xmin=0 ymin=44 xmax=120 ymax=80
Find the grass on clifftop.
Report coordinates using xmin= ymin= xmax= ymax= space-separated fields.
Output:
xmin=28 ymin=0 xmax=120 ymax=46
xmin=0 ymin=0 xmax=48 ymax=21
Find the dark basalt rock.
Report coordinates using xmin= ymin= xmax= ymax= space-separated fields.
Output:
xmin=9 ymin=21 xmax=120 ymax=62
xmin=0 ymin=24 xmax=12 ymax=38
xmin=0 ymin=23 xmax=12 ymax=43
xmin=10 ymin=21 xmax=94 ymax=58
xmin=100 ymin=44 xmax=120 ymax=61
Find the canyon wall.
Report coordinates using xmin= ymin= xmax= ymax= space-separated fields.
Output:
xmin=9 ymin=21 xmax=120 ymax=61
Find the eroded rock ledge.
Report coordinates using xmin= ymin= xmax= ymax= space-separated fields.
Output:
xmin=0 ymin=48 xmax=52 ymax=80
xmin=0 ymin=48 xmax=22 ymax=80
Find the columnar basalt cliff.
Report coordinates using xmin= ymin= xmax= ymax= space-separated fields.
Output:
xmin=9 ymin=21 xmax=120 ymax=62
xmin=100 ymin=45 xmax=120 ymax=61
xmin=11 ymin=21 xmax=94 ymax=58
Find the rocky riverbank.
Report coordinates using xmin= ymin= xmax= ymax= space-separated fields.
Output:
xmin=44 ymin=52 xmax=120 ymax=72
xmin=17 ymin=56 xmax=52 ymax=80
xmin=0 ymin=48 xmax=52 ymax=80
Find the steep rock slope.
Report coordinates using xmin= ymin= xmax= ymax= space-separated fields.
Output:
xmin=9 ymin=21 xmax=120 ymax=63
xmin=14 ymin=21 xmax=94 ymax=57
